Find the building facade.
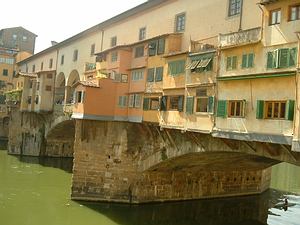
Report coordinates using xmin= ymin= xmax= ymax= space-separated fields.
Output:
xmin=15 ymin=0 xmax=300 ymax=152
xmin=0 ymin=26 xmax=37 ymax=54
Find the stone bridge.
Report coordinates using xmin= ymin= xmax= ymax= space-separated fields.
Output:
xmin=70 ymin=120 xmax=300 ymax=204
xmin=7 ymin=105 xmax=74 ymax=157
xmin=7 ymin=106 xmax=300 ymax=203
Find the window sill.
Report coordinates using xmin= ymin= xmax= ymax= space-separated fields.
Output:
xmin=269 ymin=23 xmax=280 ymax=26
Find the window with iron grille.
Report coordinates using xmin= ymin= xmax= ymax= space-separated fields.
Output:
xmin=175 ymin=13 xmax=186 ymax=32
xmin=228 ymin=0 xmax=241 ymax=17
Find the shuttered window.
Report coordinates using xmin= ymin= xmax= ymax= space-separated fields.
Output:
xmin=148 ymin=40 xmax=157 ymax=56
xmin=256 ymin=100 xmax=295 ymax=120
xmin=157 ymin=38 xmax=165 ymax=55
xmin=168 ymin=60 xmax=185 ymax=76
xmin=256 ymin=100 xmax=264 ymax=119
xmin=228 ymin=100 xmax=245 ymax=117
xmin=286 ymin=100 xmax=295 ymax=121
xmin=118 ymin=96 xmax=128 ymax=108
xmin=160 ymin=96 xmax=168 ymax=111
xmin=241 ymin=53 xmax=254 ymax=69
xmin=186 ymin=96 xmax=194 ymax=114
xmin=226 ymin=56 xmax=237 ymax=70
xmin=208 ymin=96 xmax=215 ymax=114
xmin=217 ymin=100 xmax=227 ymax=118
xmin=267 ymin=48 xmax=297 ymax=69
xmin=147 ymin=68 xmax=155 ymax=82
xmin=143 ymin=98 xmax=160 ymax=111
xmin=155 ymin=67 xmax=163 ymax=82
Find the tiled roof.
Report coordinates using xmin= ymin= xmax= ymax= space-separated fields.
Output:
xmin=74 ymin=80 xmax=99 ymax=88
xmin=16 ymin=72 xmax=37 ymax=78
xmin=260 ymin=0 xmax=279 ymax=5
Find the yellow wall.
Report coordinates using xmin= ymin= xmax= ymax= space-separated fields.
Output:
xmin=216 ymin=77 xmax=295 ymax=136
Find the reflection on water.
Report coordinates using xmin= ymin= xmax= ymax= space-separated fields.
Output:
xmin=0 ymin=151 xmax=300 ymax=225
xmin=15 ymin=155 xmax=73 ymax=173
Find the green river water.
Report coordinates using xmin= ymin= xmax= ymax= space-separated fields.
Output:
xmin=0 ymin=150 xmax=300 ymax=225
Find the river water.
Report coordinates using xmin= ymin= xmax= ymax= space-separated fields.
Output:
xmin=0 ymin=150 xmax=300 ymax=225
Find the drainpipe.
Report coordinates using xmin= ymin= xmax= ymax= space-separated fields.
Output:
xmin=257 ymin=3 xmax=265 ymax=43
xmin=100 ymin=29 xmax=104 ymax=52
xmin=53 ymin=48 xmax=59 ymax=111
xmin=238 ymin=0 xmax=244 ymax=31
xmin=292 ymin=32 xmax=300 ymax=152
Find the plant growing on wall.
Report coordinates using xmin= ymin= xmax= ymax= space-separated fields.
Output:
xmin=5 ymin=90 xmax=22 ymax=103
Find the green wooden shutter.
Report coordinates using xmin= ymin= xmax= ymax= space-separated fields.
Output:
xmin=123 ymin=96 xmax=128 ymax=107
xmin=143 ymin=98 xmax=150 ymax=110
xmin=256 ymin=100 xmax=264 ymax=119
xmin=285 ymin=100 xmax=295 ymax=121
xmin=208 ymin=96 xmax=215 ymax=114
xmin=155 ymin=67 xmax=163 ymax=82
xmin=289 ymin=48 xmax=297 ymax=67
xmin=232 ymin=56 xmax=237 ymax=69
xmin=267 ymin=52 xmax=274 ymax=69
xmin=157 ymin=38 xmax=165 ymax=55
xmin=248 ymin=53 xmax=254 ymax=68
xmin=226 ymin=57 xmax=231 ymax=70
xmin=168 ymin=62 xmax=174 ymax=75
xmin=160 ymin=96 xmax=167 ymax=111
xmin=278 ymin=48 xmax=289 ymax=68
xmin=242 ymin=54 xmax=247 ymax=68
xmin=186 ymin=96 xmax=194 ymax=114
xmin=178 ymin=95 xmax=184 ymax=112
xmin=147 ymin=68 xmax=155 ymax=82
xmin=118 ymin=96 xmax=122 ymax=107
xmin=217 ymin=100 xmax=227 ymax=118
xmin=179 ymin=60 xmax=185 ymax=74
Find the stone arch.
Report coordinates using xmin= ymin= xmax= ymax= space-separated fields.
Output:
xmin=56 ymin=72 xmax=66 ymax=88
xmin=44 ymin=117 xmax=75 ymax=157
xmin=65 ymin=70 xmax=80 ymax=104
xmin=54 ymin=72 xmax=66 ymax=104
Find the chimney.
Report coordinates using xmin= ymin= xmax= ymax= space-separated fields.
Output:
xmin=51 ymin=41 xmax=58 ymax=46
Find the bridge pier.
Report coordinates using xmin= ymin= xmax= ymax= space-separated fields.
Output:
xmin=71 ymin=120 xmax=277 ymax=204
xmin=7 ymin=107 xmax=74 ymax=157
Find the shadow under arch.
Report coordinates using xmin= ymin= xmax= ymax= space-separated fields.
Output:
xmin=55 ymin=72 xmax=66 ymax=104
xmin=65 ymin=69 xmax=80 ymax=104
xmin=44 ymin=119 xmax=75 ymax=158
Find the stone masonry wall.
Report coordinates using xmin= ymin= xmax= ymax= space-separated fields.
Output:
xmin=72 ymin=120 xmax=274 ymax=203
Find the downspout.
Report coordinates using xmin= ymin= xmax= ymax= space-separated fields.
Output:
xmin=257 ymin=3 xmax=265 ymax=43
xmin=238 ymin=0 xmax=244 ymax=31
xmin=52 ymin=48 xmax=59 ymax=111
xmin=292 ymin=32 xmax=300 ymax=151
xmin=100 ymin=29 xmax=104 ymax=52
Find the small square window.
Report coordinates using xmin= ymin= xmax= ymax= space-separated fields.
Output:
xmin=45 ymin=85 xmax=52 ymax=91
xmin=270 ymin=9 xmax=281 ymax=25
xmin=2 ymin=69 xmax=8 ymax=76
xmin=228 ymin=0 xmax=241 ymax=17
xmin=289 ymin=5 xmax=300 ymax=21
xmin=73 ymin=50 xmax=78 ymax=62
xmin=175 ymin=13 xmax=186 ymax=32
xmin=135 ymin=46 xmax=144 ymax=58
xmin=22 ymin=36 xmax=28 ymax=42
xmin=229 ymin=100 xmax=245 ymax=117
xmin=61 ymin=55 xmax=64 ymax=65
xmin=49 ymin=58 xmax=53 ymax=68
xmin=111 ymin=36 xmax=117 ymax=47
xmin=139 ymin=27 xmax=146 ymax=41
xmin=90 ymin=44 xmax=95 ymax=56
xmin=111 ymin=51 xmax=118 ymax=62
xmin=12 ymin=34 xmax=17 ymax=40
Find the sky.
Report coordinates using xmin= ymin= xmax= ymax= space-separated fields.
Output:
xmin=0 ymin=0 xmax=147 ymax=53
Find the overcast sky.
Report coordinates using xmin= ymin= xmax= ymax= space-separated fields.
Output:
xmin=0 ymin=0 xmax=146 ymax=53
